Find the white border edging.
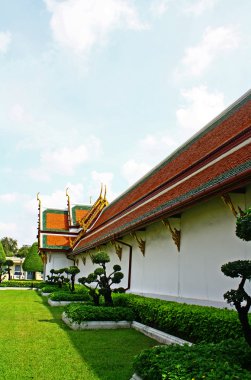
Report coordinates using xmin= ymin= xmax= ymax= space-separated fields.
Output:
xmin=62 ymin=314 xmax=192 ymax=346
xmin=48 ymin=299 xmax=83 ymax=307
xmin=130 ymin=374 xmax=142 ymax=380
xmin=132 ymin=321 xmax=191 ymax=346
xmin=62 ymin=313 xmax=131 ymax=330
xmin=41 ymin=292 xmax=51 ymax=296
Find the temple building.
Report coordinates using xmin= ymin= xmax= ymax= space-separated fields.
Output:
xmin=38 ymin=90 xmax=251 ymax=307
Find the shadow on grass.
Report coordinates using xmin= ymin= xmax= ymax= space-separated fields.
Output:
xmin=37 ymin=293 xmax=156 ymax=380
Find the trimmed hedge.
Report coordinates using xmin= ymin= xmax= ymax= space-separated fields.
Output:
xmin=40 ymin=285 xmax=66 ymax=293
xmin=64 ymin=304 xmax=135 ymax=323
xmin=49 ymin=291 xmax=90 ymax=302
xmin=133 ymin=338 xmax=251 ymax=380
xmin=0 ymin=280 xmax=45 ymax=288
xmin=113 ymin=294 xmax=248 ymax=343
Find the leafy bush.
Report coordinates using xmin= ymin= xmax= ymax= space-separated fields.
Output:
xmin=0 ymin=280 xmax=45 ymax=288
xmin=113 ymin=294 xmax=249 ymax=343
xmin=49 ymin=291 xmax=90 ymax=302
xmin=133 ymin=339 xmax=251 ymax=380
xmin=236 ymin=208 xmax=251 ymax=241
xmin=41 ymin=285 xmax=66 ymax=293
xmin=64 ymin=303 xmax=135 ymax=323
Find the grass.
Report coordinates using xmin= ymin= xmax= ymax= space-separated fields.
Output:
xmin=0 ymin=290 xmax=156 ymax=380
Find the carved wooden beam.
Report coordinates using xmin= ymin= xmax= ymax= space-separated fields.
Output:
xmin=162 ymin=219 xmax=181 ymax=252
xmin=221 ymin=193 xmax=243 ymax=218
xmin=111 ymin=241 xmax=123 ymax=261
xmin=130 ymin=232 xmax=145 ymax=256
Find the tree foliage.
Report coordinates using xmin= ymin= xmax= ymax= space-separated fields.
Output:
xmin=0 ymin=237 xmax=18 ymax=257
xmin=23 ymin=243 xmax=43 ymax=275
xmin=236 ymin=208 xmax=251 ymax=241
xmin=17 ymin=245 xmax=30 ymax=258
xmin=78 ymin=251 xmax=124 ymax=306
xmin=0 ymin=241 xmax=7 ymax=283
xmin=221 ymin=209 xmax=251 ymax=347
xmin=65 ymin=266 xmax=80 ymax=293
xmin=0 ymin=241 xmax=6 ymax=264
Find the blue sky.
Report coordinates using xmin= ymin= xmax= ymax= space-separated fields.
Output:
xmin=0 ymin=0 xmax=250 ymax=246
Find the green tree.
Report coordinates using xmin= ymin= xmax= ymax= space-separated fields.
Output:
xmin=78 ymin=251 xmax=124 ymax=306
xmin=22 ymin=243 xmax=43 ymax=279
xmin=17 ymin=245 xmax=30 ymax=258
xmin=65 ymin=266 xmax=80 ymax=292
xmin=221 ymin=208 xmax=251 ymax=347
xmin=5 ymin=259 xmax=14 ymax=281
xmin=0 ymin=241 xmax=6 ymax=283
xmin=0 ymin=237 xmax=18 ymax=257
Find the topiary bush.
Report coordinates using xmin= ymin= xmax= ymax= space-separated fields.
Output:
xmin=133 ymin=338 xmax=251 ymax=380
xmin=78 ymin=251 xmax=124 ymax=306
xmin=64 ymin=303 xmax=135 ymax=323
xmin=221 ymin=260 xmax=251 ymax=346
xmin=236 ymin=208 xmax=251 ymax=241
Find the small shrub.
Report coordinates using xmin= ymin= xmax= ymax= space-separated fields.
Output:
xmin=0 ymin=280 xmax=45 ymax=288
xmin=112 ymin=294 xmax=249 ymax=343
xmin=49 ymin=291 xmax=90 ymax=302
xmin=64 ymin=303 xmax=135 ymax=323
xmin=41 ymin=285 xmax=66 ymax=293
xmin=133 ymin=339 xmax=251 ymax=380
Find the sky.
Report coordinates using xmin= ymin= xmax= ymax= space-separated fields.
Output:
xmin=0 ymin=0 xmax=250 ymax=247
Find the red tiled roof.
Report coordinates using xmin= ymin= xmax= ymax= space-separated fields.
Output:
xmin=73 ymin=90 xmax=251 ymax=253
xmin=92 ymin=94 xmax=251 ymax=230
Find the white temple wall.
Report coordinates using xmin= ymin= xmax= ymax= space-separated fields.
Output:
xmin=75 ymin=247 xmax=129 ymax=289
xmin=44 ymin=253 xmax=72 ymax=279
xmin=45 ymin=184 xmax=251 ymax=305
xmin=128 ymin=186 xmax=251 ymax=303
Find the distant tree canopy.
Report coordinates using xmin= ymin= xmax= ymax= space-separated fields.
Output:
xmin=0 ymin=241 xmax=6 ymax=265
xmin=23 ymin=243 xmax=43 ymax=276
xmin=17 ymin=245 xmax=30 ymax=258
xmin=0 ymin=237 xmax=18 ymax=257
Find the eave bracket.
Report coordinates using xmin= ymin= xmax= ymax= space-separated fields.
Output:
xmin=221 ymin=193 xmax=243 ymax=218
xmin=111 ymin=241 xmax=123 ymax=261
xmin=131 ymin=232 xmax=145 ymax=256
xmin=162 ymin=219 xmax=181 ymax=252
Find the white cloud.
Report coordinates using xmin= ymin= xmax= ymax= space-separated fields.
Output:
xmin=176 ymin=86 xmax=225 ymax=133
xmin=0 ymin=31 xmax=11 ymax=53
xmin=0 ymin=193 xmax=17 ymax=203
xmin=139 ymin=133 xmax=176 ymax=157
xmin=9 ymin=104 xmax=33 ymax=124
xmin=90 ymin=170 xmax=118 ymax=201
xmin=150 ymin=0 xmax=170 ymax=16
xmin=28 ymin=136 xmax=102 ymax=180
xmin=25 ymin=183 xmax=89 ymax=215
xmin=178 ymin=26 xmax=239 ymax=76
xmin=184 ymin=0 xmax=218 ymax=15
xmin=122 ymin=159 xmax=151 ymax=186
xmin=0 ymin=222 xmax=17 ymax=238
xmin=121 ymin=132 xmax=177 ymax=187
xmin=44 ymin=0 xmax=146 ymax=56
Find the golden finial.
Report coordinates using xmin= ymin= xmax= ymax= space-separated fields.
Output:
xmin=37 ymin=192 xmax=41 ymax=208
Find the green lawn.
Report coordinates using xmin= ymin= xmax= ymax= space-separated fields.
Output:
xmin=0 ymin=290 xmax=156 ymax=380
